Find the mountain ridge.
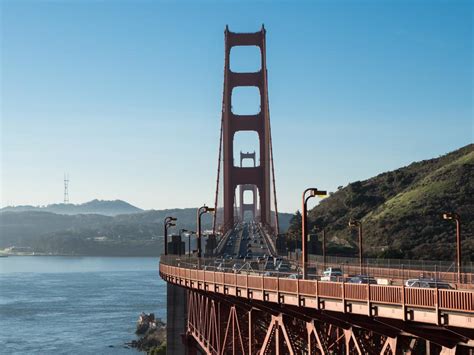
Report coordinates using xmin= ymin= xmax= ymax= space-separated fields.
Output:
xmin=1 ymin=199 xmax=143 ymax=216
xmin=287 ymin=144 xmax=473 ymax=261
xmin=0 ymin=207 xmax=293 ymax=255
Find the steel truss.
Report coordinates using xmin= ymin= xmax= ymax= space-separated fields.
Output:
xmin=185 ymin=290 xmax=474 ymax=355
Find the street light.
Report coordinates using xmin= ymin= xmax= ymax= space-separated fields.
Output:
xmin=302 ymin=188 xmax=327 ymax=279
xmin=163 ymin=216 xmax=177 ymax=255
xmin=321 ymin=228 xmax=327 ymax=270
xmin=181 ymin=229 xmax=196 ymax=256
xmin=348 ymin=219 xmax=363 ymax=273
xmin=197 ymin=205 xmax=215 ymax=258
xmin=442 ymin=212 xmax=462 ymax=282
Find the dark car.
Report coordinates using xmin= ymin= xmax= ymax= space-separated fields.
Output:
xmin=347 ymin=275 xmax=377 ymax=284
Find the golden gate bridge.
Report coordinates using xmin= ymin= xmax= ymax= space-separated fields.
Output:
xmin=159 ymin=26 xmax=473 ymax=355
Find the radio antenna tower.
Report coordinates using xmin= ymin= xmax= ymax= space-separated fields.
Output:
xmin=64 ymin=173 xmax=69 ymax=204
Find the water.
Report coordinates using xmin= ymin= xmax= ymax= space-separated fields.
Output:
xmin=0 ymin=256 xmax=166 ymax=354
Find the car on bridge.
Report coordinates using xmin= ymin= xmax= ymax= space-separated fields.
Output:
xmin=276 ymin=262 xmax=291 ymax=273
xmin=347 ymin=275 xmax=377 ymax=284
xmin=264 ymin=261 xmax=275 ymax=271
xmin=405 ymin=278 xmax=453 ymax=289
xmin=288 ymin=273 xmax=303 ymax=279
xmin=321 ymin=267 xmax=343 ymax=281
xmin=232 ymin=263 xmax=242 ymax=273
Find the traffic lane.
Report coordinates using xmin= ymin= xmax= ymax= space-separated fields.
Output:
xmin=219 ymin=222 xmax=271 ymax=259
xmin=239 ymin=233 xmax=270 ymax=258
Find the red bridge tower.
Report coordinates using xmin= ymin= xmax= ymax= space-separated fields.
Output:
xmin=222 ymin=25 xmax=274 ymax=232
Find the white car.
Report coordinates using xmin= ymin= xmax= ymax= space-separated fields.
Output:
xmin=405 ymin=278 xmax=453 ymax=289
xmin=321 ymin=267 xmax=343 ymax=281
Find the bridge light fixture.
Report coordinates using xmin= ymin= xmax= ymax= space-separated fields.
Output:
xmin=197 ymin=205 xmax=214 ymax=258
xmin=310 ymin=189 xmax=327 ymax=197
xmin=348 ymin=219 xmax=363 ymax=273
xmin=442 ymin=212 xmax=462 ymax=283
xmin=302 ymin=187 xmax=327 ymax=279
xmin=164 ymin=216 xmax=177 ymax=256
xmin=442 ymin=212 xmax=457 ymax=220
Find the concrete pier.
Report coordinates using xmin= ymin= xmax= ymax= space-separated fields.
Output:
xmin=166 ymin=283 xmax=187 ymax=354
xmin=166 ymin=234 xmax=187 ymax=354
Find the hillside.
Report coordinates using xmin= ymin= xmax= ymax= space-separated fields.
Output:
xmin=0 ymin=206 xmax=293 ymax=256
xmin=287 ymin=144 xmax=474 ymax=261
xmin=1 ymin=199 xmax=143 ymax=216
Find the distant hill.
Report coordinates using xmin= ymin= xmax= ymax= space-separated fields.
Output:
xmin=0 ymin=204 xmax=293 ymax=256
xmin=0 ymin=211 xmax=112 ymax=248
xmin=287 ymin=144 xmax=474 ymax=261
xmin=1 ymin=199 xmax=143 ymax=216
xmin=114 ymin=208 xmax=294 ymax=233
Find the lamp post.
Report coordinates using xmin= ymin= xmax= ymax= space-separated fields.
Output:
xmin=197 ymin=205 xmax=215 ymax=258
xmin=442 ymin=212 xmax=461 ymax=283
xmin=180 ymin=229 xmax=196 ymax=256
xmin=163 ymin=216 xmax=177 ymax=255
xmin=302 ymin=188 xmax=327 ymax=279
xmin=322 ymin=228 xmax=326 ymax=270
xmin=348 ymin=219 xmax=363 ymax=274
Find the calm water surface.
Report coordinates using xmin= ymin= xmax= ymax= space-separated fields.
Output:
xmin=0 ymin=256 xmax=166 ymax=354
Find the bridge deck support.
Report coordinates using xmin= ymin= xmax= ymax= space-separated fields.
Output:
xmin=166 ymin=283 xmax=188 ymax=354
xmin=180 ymin=288 xmax=474 ymax=355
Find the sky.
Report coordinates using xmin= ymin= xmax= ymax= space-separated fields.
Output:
xmin=1 ymin=0 xmax=472 ymax=213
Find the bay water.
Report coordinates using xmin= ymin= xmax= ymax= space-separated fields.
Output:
xmin=0 ymin=256 xmax=166 ymax=354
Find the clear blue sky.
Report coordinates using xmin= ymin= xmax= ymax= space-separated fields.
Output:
xmin=1 ymin=0 xmax=472 ymax=213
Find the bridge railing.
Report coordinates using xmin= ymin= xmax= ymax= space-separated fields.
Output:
xmin=258 ymin=224 xmax=278 ymax=256
xmin=159 ymin=254 xmax=474 ymax=288
xmin=214 ymin=227 xmax=234 ymax=255
xmin=159 ymin=256 xmax=474 ymax=315
xmin=288 ymin=252 xmax=474 ymax=274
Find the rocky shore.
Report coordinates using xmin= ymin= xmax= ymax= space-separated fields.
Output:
xmin=126 ymin=313 xmax=166 ymax=354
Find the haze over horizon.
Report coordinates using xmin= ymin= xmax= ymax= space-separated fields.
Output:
xmin=1 ymin=143 xmax=470 ymax=213
xmin=1 ymin=0 xmax=472 ymax=213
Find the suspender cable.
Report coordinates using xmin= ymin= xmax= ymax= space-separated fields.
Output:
xmin=212 ymin=98 xmax=225 ymax=234
xmin=262 ymin=28 xmax=280 ymax=235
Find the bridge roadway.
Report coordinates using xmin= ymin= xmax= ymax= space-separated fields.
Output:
xmin=161 ymin=223 xmax=474 ymax=353
xmin=220 ymin=221 xmax=274 ymax=260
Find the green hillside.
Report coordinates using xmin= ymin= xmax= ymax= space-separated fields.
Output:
xmin=287 ymin=144 xmax=473 ymax=261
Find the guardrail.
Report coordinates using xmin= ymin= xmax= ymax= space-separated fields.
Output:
xmin=173 ymin=252 xmax=473 ymax=287
xmin=214 ymin=227 xmax=235 ymax=255
xmin=160 ymin=256 xmax=474 ymax=328
xmin=287 ymin=258 xmax=474 ymax=286
xmin=259 ymin=225 xmax=277 ymax=256
xmin=288 ymin=252 xmax=474 ymax=274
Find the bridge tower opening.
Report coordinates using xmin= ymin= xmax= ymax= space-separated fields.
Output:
xmin=214 ymin=25 xmax=279 ymax=234
xmin=239 ymin=151 xmax=258 ymax=221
